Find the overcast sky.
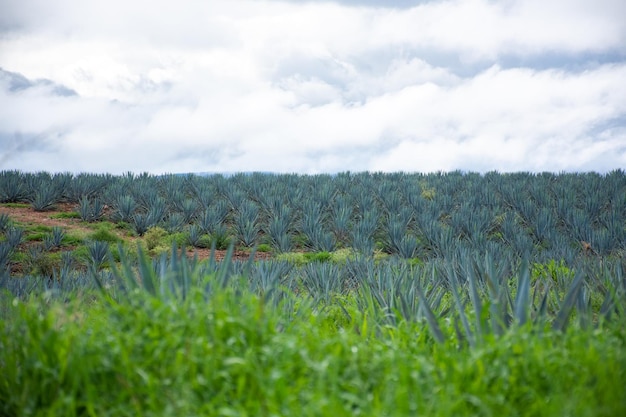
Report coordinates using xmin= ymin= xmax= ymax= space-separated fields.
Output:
xmin=1 ymin=0 xmax=625 ymax=175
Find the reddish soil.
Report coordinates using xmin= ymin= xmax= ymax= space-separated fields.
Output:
xmin=0 ymin=203 xmax=272 ymax=263
xmin=0 ymin=203 xmax=93 ymax=233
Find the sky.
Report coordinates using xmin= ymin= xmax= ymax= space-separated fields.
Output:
xmin=1 ymin=0 xmax=625 ymax=175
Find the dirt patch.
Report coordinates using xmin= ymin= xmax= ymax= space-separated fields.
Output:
xmin=0 ymin=203 xmax=95 ymax=234
xmin=1 ymin=203 xmax=272 ymax=263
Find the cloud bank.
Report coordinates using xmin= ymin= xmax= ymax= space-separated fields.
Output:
xmin=1 ymin=0 xmax=625 ymax=174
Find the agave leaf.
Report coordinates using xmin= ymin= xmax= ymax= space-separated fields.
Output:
xmin=497 ymin=278 xmax=514 ymax=330
xmin=482 ymin=254 xmax=510 ymax=335
xmin=415 ymin=271 xmax=445 ymax=344
xmin=217 ymin=243 xmax=235 ymax=289
xmin=243 ymin=246 xmax=257 ymax=277
xmin=453 ymin=315 xmax=466 ymax=347
xmin=446 ymin=265 xmax=475 ymax=347
xmin=158 ymin=251 xmax=169 ymax=300
xmin=112 ymin=242 xmax=139 ymax=294
xmin=514 ymin=259 xmax=531 ymax=326
xmin=552 ymin=269 xmax=585 ymax=332
xmin=536 ymin=281 xmax=551 ymax=324
xmin=399 ymin=296 xmax=411 ymax=322
xmin=465 ymin=261 xmax=484 ymax=335
xmin=576 ymin=286 xmax=591 ymax=329
xmin=427 ymin=284 xmax=446 ymax=314
xmin=599 ymin=288 xmax=616 ymax=322
xmin=90 ymin=264 xmax=107 ymax=296
xmin=136 ymin=244 xmax=157 ymax=296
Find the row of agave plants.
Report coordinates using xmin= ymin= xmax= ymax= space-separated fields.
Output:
xmin=1 ymin=170 xmax=625 ymax=262
xmin=1 ymin=243 xmax=624 ymax=344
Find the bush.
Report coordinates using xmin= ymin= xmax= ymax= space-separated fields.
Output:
xmin=304 ymin=251 xmax=332 ymax=263
xmin=144 ymin=226 xmax=168 ymax=251
xmin=90 ymin=226 xmax=121 ymax=244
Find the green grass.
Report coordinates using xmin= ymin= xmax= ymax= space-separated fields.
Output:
xmin=61 ymin=234 xmax=84 ymax=247
xmin=0 ymin=203 xmax=30 ymax=208
xmin=89 ymin=226 xmax=122 ymax=243
xmin=24 ymin=232 xmax=48 ymax=242
xmin=1 ymin=277 xmax=624 ymax=417
xmin=23 ymin=250 xmax=63 ymax=277
xmin=256 ymin=243 xmax=272 ymax=253
xmin=50 ymin=212 xmax=81 ymax=220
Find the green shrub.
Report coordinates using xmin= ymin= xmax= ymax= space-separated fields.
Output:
xmin=166 ymin=231 xmax=188 ymax=248
xmin=210 ymin=232 xmax=231 ymax=250
xmin=304 ymin=251 xmax=332 ymax=263
xmin=532 ymin=259 xmax=575 ymax=284
xmin=90 ymin=226 xmax=121 ymax=243
xmin=24 ymin=232 xmax=48 ymax=242
xmin=144 ymin=226 xmax=168 ymax=251
xmin=61 ymin=234 xmax=84 ymax=247
xmin=71 ymin=246 xmax=90 ymax=265
xmin=275 ymin=251 xmax=307 ymax=265
xmin=24 ymin=246 xmax=60 ymax=278
xmin=256 ymin=243 xmax=272 ymax=253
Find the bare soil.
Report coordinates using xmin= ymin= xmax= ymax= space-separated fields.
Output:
xmin=0 ymin=203 xmax=272 ymax=263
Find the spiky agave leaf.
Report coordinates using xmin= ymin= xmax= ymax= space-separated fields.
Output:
xmin=552 ymin=269 xmax=586 ymax=332
xmin=514 ymin=258 xmax=531 ymax=326
xmin=415 ymin=266 xmax=445 ymax=344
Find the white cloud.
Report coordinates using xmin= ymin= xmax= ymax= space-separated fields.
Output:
xmin=0 ymin=0 xmax=625 ymax=174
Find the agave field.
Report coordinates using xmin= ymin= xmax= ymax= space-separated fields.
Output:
xmin=1 ymin=169 xmax=625 ymax=416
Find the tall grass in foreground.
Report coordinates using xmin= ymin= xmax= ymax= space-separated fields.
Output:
xmin=1 ymin=258 xmax=625 ymax=416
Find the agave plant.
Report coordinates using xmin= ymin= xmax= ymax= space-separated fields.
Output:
xmin=0 ymin=170 xmax=27 ymax=203
xmin=131 ymin=213 xmax=154 ymax=236
xmin=64 ymin=173 xmax=110 ymax=203
xmin=179 ymin=198 xmax=198 ymax=224
xmin=4 ymin=226 xmax=24 ymax=249
xmin=113 ymin=195 xmax=137 ymax=223
xmin=164 ymin=213 xmax=185 ymax=233
xmin=77 ymin=197 xmax=105 ymax=222
xmin=29 ymin=183 xmax=63 ymax=211
xmin=0 ymin=213 xmax=10 ymax=233
xmin=86 ymin=240 xmax=110 ymax=270
xmin=0 ymin=242 xmax=13 ymax=275
xmin=266 ymin=208 xmax=293 ymax=253
xmin=43 ymin=227 xmax=65 ymax=251
xmin=233 ymin=200 xmax=260 ymax=247
xmin=300 ymin=262 xmax=345 ymax=304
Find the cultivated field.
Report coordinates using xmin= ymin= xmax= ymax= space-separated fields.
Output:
xmin=1 ymin=170 xmax=625 ymax=416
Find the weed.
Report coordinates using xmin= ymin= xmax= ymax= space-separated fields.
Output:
xmin=0 ymin=203 xmax=29 ymax=208
xmin=144 ymin=226 xmax=168 ymax=251
xmin=90 ymin=227 xmax=121 ymax=244
xmin=256 ymin=243 xmax=272 ymax=253
xmin=304 ymin=251 xmax=333 ymax=263
xmin=50 ymin=212 xmax=81 ymax=220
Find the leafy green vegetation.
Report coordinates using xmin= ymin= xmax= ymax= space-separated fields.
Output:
xmin=256 ymin=243 xmax=272 ymax=252
xmin=61 ymin=233 xmax=84 ymax=247
xmin=24 ymin=231 xmax=49 ymax=242
xmin=1 ymin=169 xmax=626 ymax=415
xmin=1 ymin=269 xmax=624 ymax=416
xmin=144 ymin=226 xmax=169 ymax=251
xmin=532 ymin=259 xmax=575 ymax=283
xmin=0 ymin=202 xmax=30 ymax=209
xmin=89 ymin=225 xmax=122 ymax=244
xmin=50 ymin=211 xmax=81 ymax=219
